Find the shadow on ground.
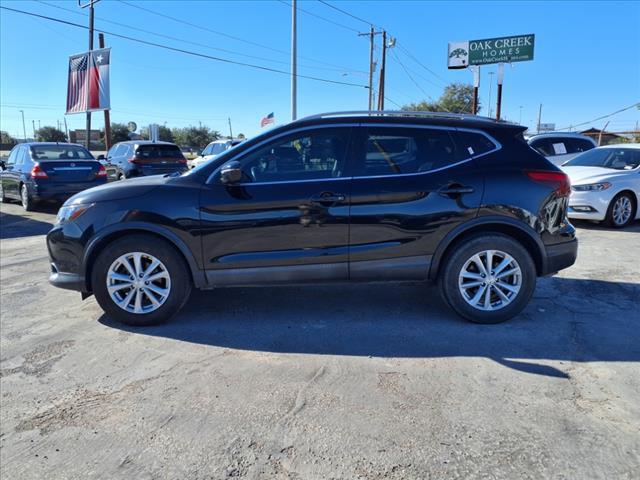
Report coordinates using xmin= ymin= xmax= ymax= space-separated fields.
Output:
xmin=571 ymin=219 xmax=640 ymax=232
xmin=100 ymin=276 xmax=640 ymax=378
xmin=0 ymin=210 xmax=55 ymax=239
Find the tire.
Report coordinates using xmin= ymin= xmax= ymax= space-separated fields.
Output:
xmin=438 ymin=234 xmax=537 ymax=324
xmin=21 ymin=184 xmax=36 ymax=211
xmin=605 ymin=192 xmax=636 ymax=228
xmin=91 ymin=234 xmax=192 ymax=326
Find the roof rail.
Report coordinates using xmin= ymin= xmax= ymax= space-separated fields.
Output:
xmin=296 ymin=110 xmax=503 ymax=123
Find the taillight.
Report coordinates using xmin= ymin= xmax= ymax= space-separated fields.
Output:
xmin=128 ymin=157 xmax=141 ymax=164
xmin=526 ymin=170 xmax=571 ymax=196
xmin=30 ymin=163 xmax=49 ymax=179
xmin=178 ymin=158 xmax=187 ymax=164
xmin=96 ymin=164 xmax=107 ymax=177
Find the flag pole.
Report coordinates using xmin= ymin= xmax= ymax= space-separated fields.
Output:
xmin=99 ymin=33 xmax=111 ymax=150
xmin=85 ymin=0 xmax=94 ymax=150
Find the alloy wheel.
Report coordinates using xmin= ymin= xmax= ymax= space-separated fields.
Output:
xmin=106 ymin=252 xmax=171 ymax=314
xmin=612 ymin=196 xmax=632 ymax=226
xmin=458 ymin=249 xmax=522 ymax=311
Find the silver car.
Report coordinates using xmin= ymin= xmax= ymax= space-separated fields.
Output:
xmin=528 ymin=133 xmax=597 ymax=166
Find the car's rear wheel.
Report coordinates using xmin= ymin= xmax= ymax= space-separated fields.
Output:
xmin=91 ymin=235 xmax=192 ymax=326
xmin=439 ymin=234 xmax=536 ymax=324
xmin=605 ymin=192 xmax=635 ymax=228
xmin=21 ymin=184 xmax=36 ymax=211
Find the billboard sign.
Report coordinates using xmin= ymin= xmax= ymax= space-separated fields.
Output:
xmin=448 ymin=34 xmax=535 ymax=69
xmin=538 ymin=123 xmax=556 ymax=132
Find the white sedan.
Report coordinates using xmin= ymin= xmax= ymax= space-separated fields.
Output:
xmin=561 ymin=144 xmax=640 ymax=228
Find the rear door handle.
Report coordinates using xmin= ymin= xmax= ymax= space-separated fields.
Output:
xmin=438 ymin=184 xmax=475 ymax=197
xmin=310 ymin=191 xmax=346 ymax=205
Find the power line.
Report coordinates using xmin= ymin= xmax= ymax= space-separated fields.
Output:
xmin=395 ymin=42 xmax=448 ymax=85
xmin=317 ymin=0 xmax=374 ymax=27
xmin=555 ymin=103 xmax=640 ymax=131
xmin=277 ymin=0 xmax=360 ymax=33
xmin=35 ymin=0 xmax=364 ymax=75
xmin=0 ymin=6 xmax=369 ymax=90
xmin=117 ymin=0 xmax=363 ymax=73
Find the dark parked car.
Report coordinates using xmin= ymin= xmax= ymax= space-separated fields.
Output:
xmin=100 ymin=140 xmax=188 ymax=180
xmin=0 ymin=142 xmax=107 ymax=211
xmin=47 ymin=111 xmax=577 ymax=326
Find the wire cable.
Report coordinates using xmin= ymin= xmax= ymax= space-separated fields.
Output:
xmin=0 ymin=6 xmax=369 ymax=90
xmin=277 ymin=0 xmax=360 ymax=34
xmin=317 ymin=0 xmax=374 ymax=27
xmin=555 ymin=103 xmax=640 ymax=132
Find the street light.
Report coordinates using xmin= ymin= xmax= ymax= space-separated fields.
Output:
xmin=519 ymin=105 xmax=523 ymax=125
xmin=19 ymin=110 xmax=27 ymax=141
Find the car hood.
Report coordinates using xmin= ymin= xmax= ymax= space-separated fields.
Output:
xmin=561 ymin=166 xmax=632 ymax=185
xmin=65 ymin=174 xmax=172 ymax=205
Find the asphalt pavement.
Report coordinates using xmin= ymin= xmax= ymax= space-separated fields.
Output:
xmin=1 ymin=201 xmax=639 ymax=479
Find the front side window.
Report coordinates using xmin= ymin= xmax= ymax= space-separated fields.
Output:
xmin=356 ymin=127 xmax=458 ymax=176
xmin=240 ymin=128 xmax=350 ymax=183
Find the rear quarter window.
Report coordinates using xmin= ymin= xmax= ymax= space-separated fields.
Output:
xmin=455 ymin=131 xmax=497 ymax=158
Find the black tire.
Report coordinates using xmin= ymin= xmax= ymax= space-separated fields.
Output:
xmin=438 ymin=234 xmax=537 ymax=324
xmin=605 ymin=192 xmax=636 ymax=228
xmin=21 ymin=184 xmax=36 ymax=211
xmin=91 ymin=234 xmax=192 ymax=326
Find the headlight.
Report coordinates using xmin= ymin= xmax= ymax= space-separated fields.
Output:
xmin=572 ymin=182 xmax=611 ymax=192
xmin=56 ymin=203 xmax=94 ymax=224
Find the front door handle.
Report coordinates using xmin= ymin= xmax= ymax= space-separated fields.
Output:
xmin=310 ymin=191 xmax=346 ymax=205
xmin=438 ymin=184 xmax=475 ymax=197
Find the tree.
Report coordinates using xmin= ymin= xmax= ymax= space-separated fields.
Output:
xmin=36 ymin=126 xmax=66 ymax=142
xmin=403 ymin=83 xmax=479 ymax=114
xmin=1 ymin=131 xmax=17 ymax=148
xmin=108 ymin=123 xmax=131 ymax=144
xmin=171 ymin=126 xmax=220 ymax=149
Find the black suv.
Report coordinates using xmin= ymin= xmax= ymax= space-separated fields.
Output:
xmin=100 ymin=140 xmax=188 ymax=180
xmin=47 ymin=112 xmax=577 ymax=326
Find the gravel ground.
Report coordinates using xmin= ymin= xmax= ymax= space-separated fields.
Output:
xmin=1 ymin=201 xmax=639 ymax=479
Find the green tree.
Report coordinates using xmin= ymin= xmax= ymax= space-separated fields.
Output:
xmin=403 ymin=83 xmax=479 ymax=114
xmin=36 ymin=126 xmax=66 ymax=142
xmin=1 ymin=131 xmax=17 ymax=147
xmin=108 ymin=123 xmax=131 ymax=144
xmin=172 ymin=126 xmax=220 ymax=149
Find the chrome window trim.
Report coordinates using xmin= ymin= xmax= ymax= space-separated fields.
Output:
xmin=206 ymin=122 xmax=501 ymax=185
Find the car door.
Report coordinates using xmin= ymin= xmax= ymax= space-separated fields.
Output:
xmin=347 ymin=125 xmax=485 ymax=280
xmin=199 ymin=126 xmax=353 ymax=286
xmin=1 ymin=146 xmax=21 ymax=198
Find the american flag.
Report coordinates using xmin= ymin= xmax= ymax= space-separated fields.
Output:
xmin=66 ymin=48 xmax=111 ymax=114
xmin=67 ymin=53 xmax=89 ymax=113
xmin=260 ymin=112 xmax=275 ymax=128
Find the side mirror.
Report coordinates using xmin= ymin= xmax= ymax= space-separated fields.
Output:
xmin=97 ymin=154 xmax=105 ymax=160
xmin=220 ymin=161 xmax=243 ymax=184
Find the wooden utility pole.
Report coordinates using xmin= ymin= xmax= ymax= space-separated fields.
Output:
xmin=377 ymin=30 xmax=387 ymax=110
xmin=537 ymin=103 xmax=543 ymax=133
xmin=99 ymin=33 xmax=111 ymax=150
xmin=228 ymin=117 xmax=233 ymax=139
xmin=358 ymin=27 xmax=382 ymax=110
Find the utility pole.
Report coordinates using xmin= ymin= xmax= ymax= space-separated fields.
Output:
xmin=291 ymin=0 xmax=297 ymax=120
xmin=32 ymin=120 xmax=36 ymax=139
xmin=537 ymin=103 xmax=543 ymax=133
xmin=518 ymin=105 xmax=523 ymax=124
xmin=359 ymin=26 xmax=379 ymax=110
xmin=377 ymin=31 xmax=387 ymax=110
xmin=99 ymin=33 xmax=111 ymax=150
xmin=19 ymin=110 xmax=27 ymax=141
xmin=228 ymin=117 xmax=233 ymax=139
xmin=471 ymin=66 xmax=480 ymax=115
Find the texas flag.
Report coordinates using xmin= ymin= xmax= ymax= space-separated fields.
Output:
xmin=66 ymin=48 xmax=111 ymax=114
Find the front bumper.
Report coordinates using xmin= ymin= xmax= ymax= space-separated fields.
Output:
xmin=567 ymin=190 xmax=611 ymax=221
xmin=543 ymin=238 xmax=578 ymax=275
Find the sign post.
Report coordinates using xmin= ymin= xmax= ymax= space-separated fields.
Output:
xmin=448 ymin=34 xmax=534 ymax=118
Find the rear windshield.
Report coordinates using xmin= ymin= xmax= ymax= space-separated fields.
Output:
xmin=135 ymin=144 xmax=184 ymax=160
xmin=31 ymin=145 xmax=93 ymax=160
xmin=563 ymin=148 xmax=640 ymax=170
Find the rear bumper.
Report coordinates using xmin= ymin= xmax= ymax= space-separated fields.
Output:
xmin=543 ymin=237 xmax=578 ymax=275
xmin=31 ymin=180 xmax=107 ymax=201
xmin=49 ymin=266 xmax=87 ymax=292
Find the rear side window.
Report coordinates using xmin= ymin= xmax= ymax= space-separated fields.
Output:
xmin=135 ymin=144 xmax=184 ymax=161
xmin=530 ymin=138 xmax=574 ymax=156
xmin=6 ymin=147 xmax=19 ymax=165
xmin=31 ymin=145 xmax=93 ymax=160
xmin=455 ymin=131 xmax=496 ymax=157
xmin=357 ymin=127 xmax=458 ymax=176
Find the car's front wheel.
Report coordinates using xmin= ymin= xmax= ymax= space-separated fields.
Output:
xmin=439 ymin=234 xmax=537 ymax=324
xmin=91 ymin=235 xmax=192 ymax=326
xmin=605 ymin=192 xmax=636 ymax=228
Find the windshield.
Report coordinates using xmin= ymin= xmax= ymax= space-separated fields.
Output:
xmin=31 ymin=145 xmax=93 ymax=160
xmin=563 ymin=148 xmax=640 ymax=170
xmin=210 ymin=143 xmax=228 ymax=155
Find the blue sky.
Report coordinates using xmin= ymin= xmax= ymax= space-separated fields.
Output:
xmin=1 ymin=0 xmax=639 ymax=140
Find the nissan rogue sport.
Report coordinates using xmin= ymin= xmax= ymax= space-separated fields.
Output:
xmin=47 ymin=111 xmax=578 ymax=326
